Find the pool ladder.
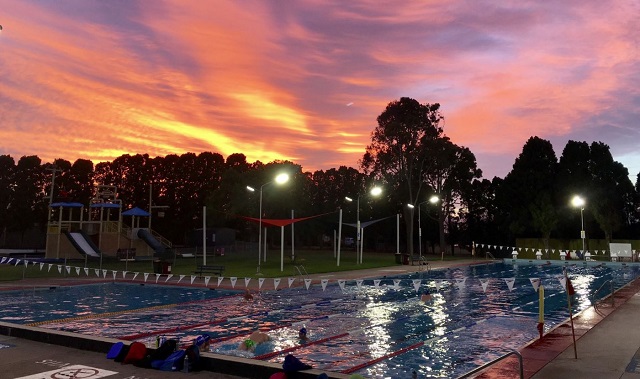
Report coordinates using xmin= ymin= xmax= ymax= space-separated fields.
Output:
xmin=456 ymin=350 xmax=523 ymax=379
xmin=591 ymin=279 xmax=615 ymax=314
xmin=485 ymin=251 xmax=496 ymax=260
xmin=293 ymin=265 xmax=309 ymax=282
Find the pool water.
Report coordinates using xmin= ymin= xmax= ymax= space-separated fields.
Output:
xmin=0 ymin=261 xmax=638 ymax=378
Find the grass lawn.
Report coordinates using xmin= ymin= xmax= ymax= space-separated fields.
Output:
xmin=0 ymin=249 xmax=468 ymax=282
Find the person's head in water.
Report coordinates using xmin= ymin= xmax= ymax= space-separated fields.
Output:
xmin=298 ymin=327 xmax=309 ymax=341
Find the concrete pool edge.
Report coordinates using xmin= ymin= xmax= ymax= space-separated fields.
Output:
xmin=0 ymin=321 xmax=350 ymax=378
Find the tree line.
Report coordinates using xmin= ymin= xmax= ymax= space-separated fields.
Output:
xmin=1 ymin=97 xmax=639 ymax=254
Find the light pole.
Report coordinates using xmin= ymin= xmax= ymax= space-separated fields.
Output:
xmin=571 ymin=195 xmax=586 ymax=255
xmin=428 ymin=195 xmax=443 ymax=260
xmin=407 ymin=199 xmax=430 ymax=262
xmin=345 ymin=186 xmax=382 ymax=264
xmin=247 ymin=173 xmax=289 ymax=274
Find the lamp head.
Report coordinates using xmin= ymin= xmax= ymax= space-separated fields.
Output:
xmin=370 ymin=186 xmax=382 ymax=197
xmin=429 ymin=195 xmax=439 ymax=204
xmin=571 ymin=195 xmax=585 ymax=208
xmin=275 ymin=173 xmax=289 ymax=185
xmin=246 ymin=186 xmax=255 ymax=192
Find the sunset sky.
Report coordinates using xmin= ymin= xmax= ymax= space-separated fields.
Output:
xmin=1 ymin=0 xmax=638 ymax=180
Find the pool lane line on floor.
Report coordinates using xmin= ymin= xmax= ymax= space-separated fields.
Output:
xmin=121 ymin=297 xmax=358 ymax=342
xmin=25 ymin=290 xmax=242 ymax=328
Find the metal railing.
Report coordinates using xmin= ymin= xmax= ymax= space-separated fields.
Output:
xmin=591 ymin=279 xmax=615 ymax=313
xmin=456 ymin=350 xmax=523 ymax=379
xmin=293 ymin=265 xmax=309 ymax=281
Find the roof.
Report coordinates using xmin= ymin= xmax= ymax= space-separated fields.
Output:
xmin=122 ymin=207 xmax=150 ymax=217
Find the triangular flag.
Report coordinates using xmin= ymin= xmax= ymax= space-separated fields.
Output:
xmin=288 ymin=277 xmax=295 ymax=288
xmin=47 ymin=264 xmax=52 ymax=272
xmin=66 ymin=266 xmax=71 ymax=274
xmin=258 ymin=278 xmax=265 ymax=290
xmin=338 ymin=279 xmax=346 ymax=291
xmin=273 ymin=278 xmax=281 ymax=290
xmin=57 ymin=265 xmax=62 ymax=273
xmin=230 ymin=277 xmax=237 ymax=288
xmin=84 ymin=268 xmax=89 ymax=276
xmin=530 ymin=278 xmax=541 ymax=292
xmin=165 ymin=274 xmax=174 ymax=283
xmin=393 ymin=279 xmax=402 ymax=290
xmin=24 ymin=260 xmax=29 ymax=267
xmin=217 ymin=277 xmax=224 ymax=287
xmin=132 ymin=272 xmax=139 ymax=281
xmin=15 ymin=259 xmax=20 ymax=266
xmin=374 ymin=279 xmax=381 ymax=288
xmin=102 ymin=269 xmax=108 ymax=278
xmin=39 ymin=262 xmax=44 ymax=271
xmin=190 ymin=275 xmax=196 ymax=284
xmin=75 ymin=267 xmax=80 ymax=275
xmin=504 ymin=277 xmax=516 ymax=291
xmin=7 ymin=258 xmax=14 ymax=264
xmin=244 ymin=278 xmax=251 ymax=288
xmin=355 ymin=280 xmax=363 ymax=290
xmin=94 ymin=269 xmax=100 ymax=277
xmin=143 ymin=272 xmax=149 ymax=282
xmin=304 ymin=278 xmax=312 ymax=290
xmin=204 ymin=276 xmax=210 ymax=286
xmin=155 ymin=274 xmax=161 ymax=283
xmin=176 ymin=275 xmax=184 ymax=283
xmin=412 ymin=279 xmax=421 ymax=292
xmin=0 ymin=257 xmax=5 ymax=264
xmin=122 ymin=271 xmax=128 ymax=279
xmin=479 ymin=278 xmax=490 ymax=292
xmin=321 ymin=279 xmax=329 ymax=291
xmin=434 ymin=280 xmax=442 ymax=291
xmin=111 ymin=270 xmax=117 ymax=280
xmin=455 ymin=278 xmax=466 ymax=289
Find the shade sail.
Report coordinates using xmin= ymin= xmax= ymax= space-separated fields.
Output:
xmin=122 ymin=207 xmax=150 ymax=217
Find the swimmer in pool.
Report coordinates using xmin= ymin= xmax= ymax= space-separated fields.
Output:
xmin=238 ymin=330 xmax=270 ymax=351
xmin=298 ymin=327 xmax=309 ymax=343
xmin=243 ymin=289 xmax=254 ymax=301
xmin=420 ymin=293 xmax=432 ymax=303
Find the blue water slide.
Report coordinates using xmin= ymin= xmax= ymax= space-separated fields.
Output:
xmin=64 ymin=231 xmax=101 ymax=258
xmin=137 ymin=228 xmax=167 ymax=256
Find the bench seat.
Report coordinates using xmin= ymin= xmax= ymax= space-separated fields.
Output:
xmin=193 ymin=265 xmax=225 ymax=277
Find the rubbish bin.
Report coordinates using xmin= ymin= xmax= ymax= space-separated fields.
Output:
xmin=395 ymin=253 xmax=402 ymax=264
xmin=402 ymin=254 xmax=410 ymax=265
xmin=154 ymin=260 xmax=172 ymax=274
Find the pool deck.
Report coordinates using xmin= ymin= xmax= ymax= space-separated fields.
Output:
xmin=1 ymin=258 xmax=640 ymax=378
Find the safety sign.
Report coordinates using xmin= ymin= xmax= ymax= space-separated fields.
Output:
xmin=14 ymin=365 xmax=118 ymax=379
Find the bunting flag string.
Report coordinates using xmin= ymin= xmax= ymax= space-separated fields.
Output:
xmin=273 ymin=278 xmax=281 ymax=290
xmin=244 ymin=278 xmax=251 ymax=288
xmin=75 ymin=267 xmax=81 ymax=276
xmin=0 ymin=257 xmax=6 ymax=264
xmin=204 ymin=276 xmax=210 ymax=287
xmin=479 ymin=278 xmax=490 ymax=293
xmin=39 ymin=262 xmax=44 ymax=271
xmin=111 ymin=271 xmax=117 ymax=280
xmin=155 ymin=273 xmax=160 ymax=283
xmin=230 ymin=277 xmax=237 ymax=288
xmin=132 ymin=272 xmax=139 ymax=281
xmin=504 ymin=277 xmax=515 ymax=291
xmin=47 ymin=264 xmax=52 ymax=272
xmin=122 ymin=271 xmax=128 ymax=279
xmin=190 ymin=275 xmax=196 ymax=284
xmin=530 ymin=278 xmax=541 ymax=292
xmin=258 ymin=278 xmax=265 ymax=290
xmin=304 ymin=278 xmax=312 ymax=290
xmin=83 ymin=268 xmax=89 ymax=276
xmin=288 ymin=278 xmax=295 ymax=288
xmin=143 ymin=272 xmax=149 ymax=282
xmin=66 ymin=266 xmax=71 ymax=274
xmin=412 ymin=279 xmax=421 ymax=292
xmin=15 ymin=259 xmax=20 ymax=266
xmin=176 ymin=275 xmax=184 ymax=283
xmin=165 ymin=274 xmax=174 ymax=283
xmin=338 ymin=280 xmax=346 ymax=291
xmin=102 ymin=269 xmax=108 ymax=278
xmin=57 ymin=265 xmax=62 ymax=274
xmin=321 ymin=279 xmax=329 ymax=291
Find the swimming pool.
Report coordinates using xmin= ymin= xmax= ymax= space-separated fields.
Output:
xmin=1 ymin=261 xmax=638 ymax=378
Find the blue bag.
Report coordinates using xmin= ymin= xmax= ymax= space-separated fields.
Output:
xmin=106 ymin=342 xmax=124 ymax=359
xmin=151 ymin=349 xmax=186 ymax=371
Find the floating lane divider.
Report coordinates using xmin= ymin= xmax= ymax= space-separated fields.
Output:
xmin=341 ymin=314 xmax=499 ymax=375
xmin=254 ymin=312 xmax=417 ymax=361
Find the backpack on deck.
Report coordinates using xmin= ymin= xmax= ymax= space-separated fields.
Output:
xmin=184 ymin=344 xmax=201 ymax=371
xmin=151 ymin=349 xmax=186 ymax=371
xmin=106 ymin=342 xmax=125 ymax=359
xmin=135 ymin=339 xmax=177 ymax=368
xmin=122 ymin=342 xmax=147 ymax=364
xmin=113 ymin=343 xmax=131 ymax=363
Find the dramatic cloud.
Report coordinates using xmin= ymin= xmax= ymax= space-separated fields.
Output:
xmin=1 ymin=0 xmax=638 ymax=179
